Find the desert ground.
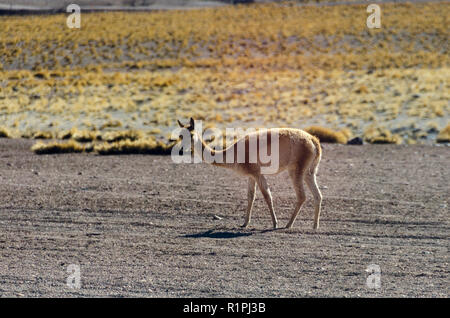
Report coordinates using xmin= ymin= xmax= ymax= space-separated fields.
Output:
xmin=0 ymin=138 xmax=448 ymax=297
xmin=0 ymin=0 xmax=448 ymax=298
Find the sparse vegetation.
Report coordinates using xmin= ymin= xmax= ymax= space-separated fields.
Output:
xmin=31 ymin=140 xmax=93 ymax=154
xmin=71 ymin=130 xmax=100 ymax=142
xmin=0 ymin=127 xmax=11 ymax=138
xmin=363 ymin=126 xmax=402 ymax=144
xmin=102 ymin=130 xmax=143 ymax=143
xmin=304 ymin=126 xmax=349 ymax=144
xmin=0 ymin=2 xmax=448 ymax=150
xmin=32 ymin=131 xmax=54 ymax=139
xmin=94 ymin=138 xmax=175 ymax=155
xmin=437 ymin=124 xmax=450 ymax=143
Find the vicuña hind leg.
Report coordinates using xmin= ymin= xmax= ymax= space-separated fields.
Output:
xmin=242 ymin=177 xmax=256 ymax=228
xmin=256 ymin=174 xmax=278 ymax=229
xmin=286 ymin=169 xmax=306 ymax=229
xmin=305 ymin=173 xmax=322 ymax=229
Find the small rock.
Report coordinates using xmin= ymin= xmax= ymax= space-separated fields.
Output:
xmin=347 ymin=137 xmax=363 ymax=145
xmin=415 ymin=273 xmax=427 ymax=277
xmin=391 ymin=127 xmax=408 ymax=134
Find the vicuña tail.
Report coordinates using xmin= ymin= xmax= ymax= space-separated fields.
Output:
xmin=309 ymin=136 xmax=322 ymax=175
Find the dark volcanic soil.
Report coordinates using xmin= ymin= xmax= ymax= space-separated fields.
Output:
xmin=0 ymin=139 xmax=448 ymax=297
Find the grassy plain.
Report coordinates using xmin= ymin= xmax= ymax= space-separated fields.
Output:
xmin=0 ymin=2 xmax=448 ymax=152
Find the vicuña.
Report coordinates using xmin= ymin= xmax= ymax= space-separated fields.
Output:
xmin=177 ymin=118 xmax=323 ymax=230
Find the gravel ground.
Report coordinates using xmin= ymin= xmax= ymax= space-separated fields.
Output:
xmin=0 ymin=139 xmax=448 ymax=297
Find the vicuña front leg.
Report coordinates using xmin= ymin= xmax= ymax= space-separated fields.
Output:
xmin=257 ymin=175 xmax=278 ymax=229
xmin=242 ymin=177 xmax=256 ymax=228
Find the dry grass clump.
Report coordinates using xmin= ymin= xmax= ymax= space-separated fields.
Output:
xmin=72 ymin=130 xmax=100 ymax=142
xmin=364 ymin=127 xmax=402 ymax=144
xmin=436 ymin=124 xmax=450 ymax=143
xmin=32 ymin=131 xmax=54 ymax=139
xmin=102 ymin=130 xmax=143 ymax=143
xmin=304 ymin=126 xmax=348 ymax=144
xmin=58 ymin=129 xmax=75 ymax=140
xmin=148 ymin=128 xmax=162 ymax=135
xmin=57 ymin=128 xmax=99 ymax=141
xmin=56 ymin=129 xmax=142 ymax=143
xmin=100 ymin=120 xmax=123 ymax=129
xmin=31 ymin=140 xmax=93 ymax=154
xmin=94 ymin=138 xmax=174 ymax=155
xmin=0 ymin=127 xmax=11 ymax=138
xmin=31 ymin=137 xmax=174 ymax=155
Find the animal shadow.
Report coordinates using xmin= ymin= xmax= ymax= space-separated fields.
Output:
xmin=182 ymin=229 xmax=253 ymax=239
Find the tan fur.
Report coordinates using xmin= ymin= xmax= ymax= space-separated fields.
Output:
xmin=178 ymin=118 xmax=323 ymax=230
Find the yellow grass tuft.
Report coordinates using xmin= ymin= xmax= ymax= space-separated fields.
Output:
xmin=148 ymin=128 xmax=162 ymax=135
xmin=72 ymin=130 xmax=100 ymax=142
xmin=0 ymin=127 xmax=11 ymax=138
xmin=94 ymin=138 xmax=175 ymax=155
xmin=100 ymin=120 xmax=123 ymax=129
xmin=355 ymin=85 xmax=369 ymax=94
xmin=102 ymin=130 xmax=143 ymax=143
xmin=436 ymin=124 xmax=450 ymax=143
xmin=364 ymin=127 xmax=402 ymax=144
xmin=31 ymin=140 xmax=92 ymax=154
xmin=58 ymin=129 xmax=75 ymax=140
xmin=32 ymin=131 xmax=54 ymax=139
xmin=304 ymin=126 xmax=348 ymax=144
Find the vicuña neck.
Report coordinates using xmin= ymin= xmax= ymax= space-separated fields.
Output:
xmin=194 ymin=132 xmax=231 ymax=167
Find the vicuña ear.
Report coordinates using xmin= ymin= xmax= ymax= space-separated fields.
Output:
xmin=189 ymin=117 xmax=195 ymax=130
xmin=177 ymin=119 xmax=184 ymax=128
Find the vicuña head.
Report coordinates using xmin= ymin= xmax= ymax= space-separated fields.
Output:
xmin=177 ymin=117 xmax=207 ymax=161
xmin=177 ymin=117 xmax=195 ymax=132
xmin=176 ymin=117 xmax=323 ymax=230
